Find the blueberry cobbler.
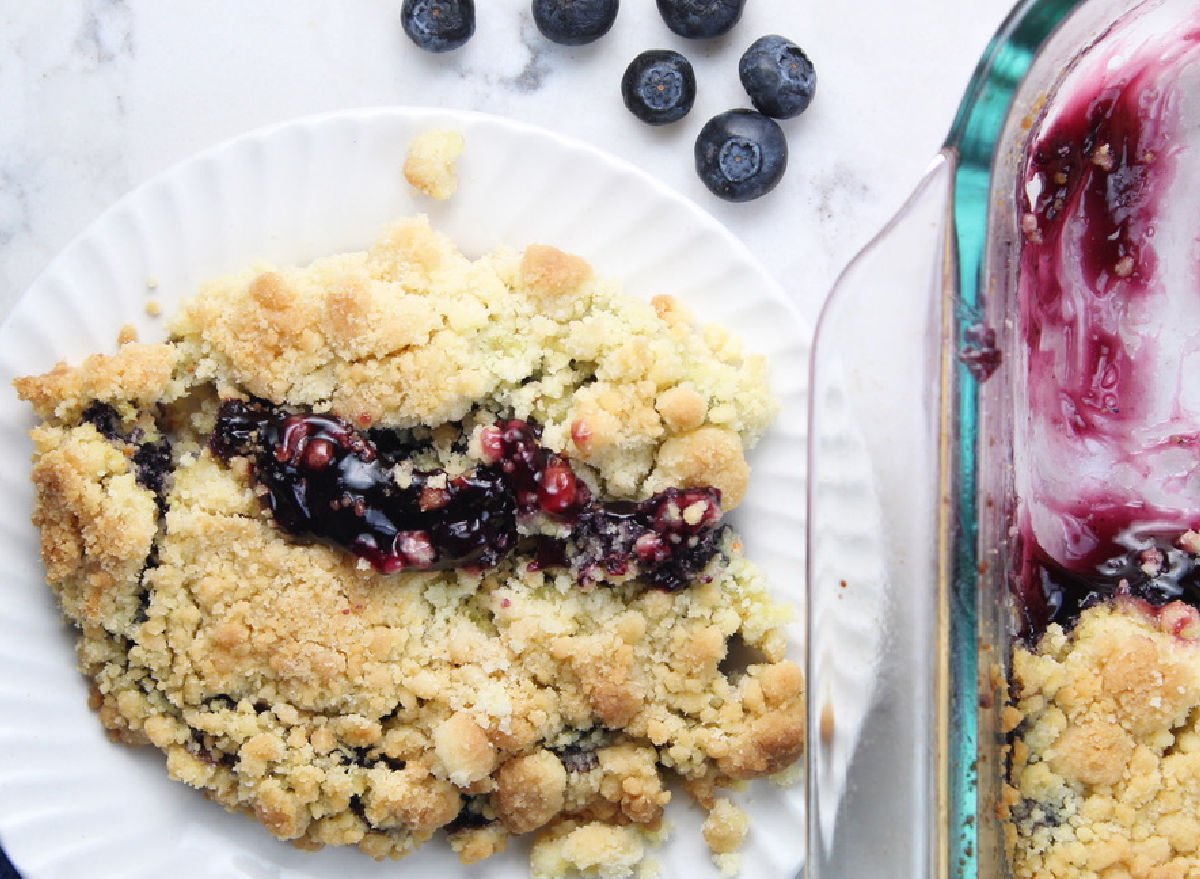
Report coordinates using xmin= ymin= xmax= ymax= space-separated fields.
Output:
xmin=14 ymin=213 xmax=802 ymax=876
xmin=1003 ymin=12 xmax=1200 ymax=878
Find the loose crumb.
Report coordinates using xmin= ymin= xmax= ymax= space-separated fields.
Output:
xmin=704 ymin=798 xmax=749 ymax=875
xmin=404 ymin=128 xmax=465 ymax=200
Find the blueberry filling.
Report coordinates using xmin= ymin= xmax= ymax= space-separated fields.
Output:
xmin=188 ymin=727 xmax=236 ymax=768
xmin=1010 ymin=795 xmax=1066 ymax=833
xmin=1015 ymin=53 xmax=1192 ymax=638
xmin=201 ymin=695 xmax=237 ymax=712
xmin=349 ymin=794 xmax=370 ymax=823
xmin=446 ymin=795 xmax=493 ymax=833
xmin=133 ymin=587 xmax=152 ymax=626
xmin=554 ymin=743 xmax=600 ymax=774
xmin=557 ymin=489 xmax=724 ymax=591
xmin=1022 ymin=533 xmax=1200 ymax=636
xmin=80 ymin=400 xmax=173 ymax=510
xmin=341 ymin=746 xmax=405 ymax=771
xmin=959 ymin=323 xmax=1002 ymax=383
xmin=366 ymin=425 xmax=437 ymax=463
xmin=210 ymin=400 xmax=725 ymax=589
xmin=81 ymin=401 xmax=123 ymax=440
xmin=133 ymin=438 xmax=173 ymax=511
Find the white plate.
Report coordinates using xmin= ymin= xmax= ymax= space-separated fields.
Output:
xmin=0 ymin=108 xmax=809 ymax=879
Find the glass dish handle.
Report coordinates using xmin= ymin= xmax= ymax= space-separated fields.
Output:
xmin=805 ymin=153 xmax=958 ymax=879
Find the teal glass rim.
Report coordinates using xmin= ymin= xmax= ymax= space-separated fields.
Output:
xmin=940 ymin=1 xmax=1085 ymax=876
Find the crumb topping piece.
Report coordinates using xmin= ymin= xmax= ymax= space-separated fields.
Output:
xmin=403 ymin=128 xmax=465 ymax=200
xmin=704 ymin=798 xmax=749 ymax=877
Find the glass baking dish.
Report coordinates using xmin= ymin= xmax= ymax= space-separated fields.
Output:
xmin=804 ymin=0 xmax=1169 ymax=876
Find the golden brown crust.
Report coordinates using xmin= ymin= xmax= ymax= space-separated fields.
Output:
xmin=1010 ymin=602 xmax=1200 ymax=878
xmin=449 ymin=824 xmax=509 ymax=864
xmin=403 ymin=129 xmax=464 ymax=201
xmin=170 ymin=216 xmax=776 ymax=501
xmin=520 ymin=244 xmax=593 ymax=299
xmin=647 ymin=426 xmax=751 ymax=510
xmin=364 ymin=764 xmax=462 ymax=834
xmin=530 ymin=821 xmax=648 ymax=879
xmin=655 ymin=385 xmax=708 ymax=433
xmin=651 ymin=294 xmax=692 ymax=327
xmin=18 ymin=213 xmax=797 ymax=873
xmin=595 ymin=743 xmax=671 ymax=825
xmin=703 ymin=798 xmax=749 ymax=854
xmin=434 ymin=711 xmax=498 ymax=787
xmin=28 ymin=425 xmax=157 ymax=627
xmin=495 ymin=750 xmax=568 ymax=834
xmin=14 ymin=343 xmax=180 ymax=422
xmin=719 ymin=709 xmax=807 ymax=779
xmin=704 ymin=798 xmax=750 ymax=877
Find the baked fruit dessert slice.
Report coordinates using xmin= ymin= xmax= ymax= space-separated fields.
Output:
xmin=15 ymin=216 xmax=803 ymax=875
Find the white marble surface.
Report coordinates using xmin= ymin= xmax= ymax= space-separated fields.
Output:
xmin=0 ymin=0 xmax=1015 ymax=328
xmin=0 ymin=4 xmax=1012 ymax=876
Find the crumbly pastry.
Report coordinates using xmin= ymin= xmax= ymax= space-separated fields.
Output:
xmin=1005 ymin=601 xmax=1200 ymax=878
xmin=703 ymin=798 xmax=750 ymax=877
xmin=15 ymin=215 xmax=802 ymax=874
xmin=404 ymin=129 xmax=465 ymax=200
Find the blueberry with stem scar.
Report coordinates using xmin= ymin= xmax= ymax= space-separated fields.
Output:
xmin=739 ymin=35 xmax=817 ymax=119
xmin=695 ymin=109 xmax=788 ymax=202
xmin=621 ymin=50 xmax=696 ymax=125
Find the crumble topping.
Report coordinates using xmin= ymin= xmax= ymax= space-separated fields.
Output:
xmin=1007 ymin=601 xmax=1200 ymax=877
xmin=160 ymin=215 xmax=773 ymax=504
xmin=403 ymin=128 xmax=465 ymax=200
xmin=703 ymin=797 xmax=749 ymax=876
xmin=15 ymin=216 xmax=801 ymax=873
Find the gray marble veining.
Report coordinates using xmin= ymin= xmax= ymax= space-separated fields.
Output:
xmin=0 ymin=0 xmax=1015 ymax=324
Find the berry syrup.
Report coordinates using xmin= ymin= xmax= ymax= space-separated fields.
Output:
xmin=211 ymin=400 xmax=725 ymax=590
xmin=1015 ymin=18 xmax=1200 ymax=634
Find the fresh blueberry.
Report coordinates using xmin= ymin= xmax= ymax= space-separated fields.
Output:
xmin=739 ymin=35 xmax=816 ymax=119
xmin=532 ymin=0 xmax=619 ymax=46
xmin=401 ymin=0 xmax=475 ymax=53
xmin=694 ymin=109 xmax=787 ymax=202
xmin=621 ymin=50 xmax=696 ymax=125
xmin=656 ymin=0 xmax=746 ymax=39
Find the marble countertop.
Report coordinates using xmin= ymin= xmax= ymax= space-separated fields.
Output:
xmin=2 ymin=0 xmax=1016 ymax=329
xmin=1 ymin=3 xmax=1014 ymax=876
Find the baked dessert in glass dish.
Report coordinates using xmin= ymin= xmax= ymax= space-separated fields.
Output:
xmin=997 ymin=8 xmax=1200 ymax=875
xmin=964 ymin=3 xmax=1200 ymax=874
xmin=805 ymin=2 xmax=1200 ymax=877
